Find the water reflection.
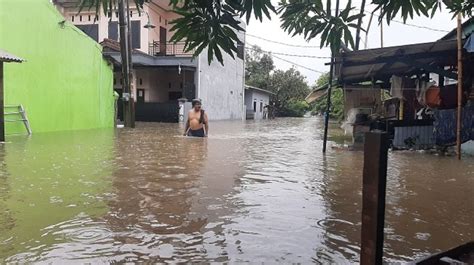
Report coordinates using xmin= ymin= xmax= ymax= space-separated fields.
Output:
xmin=0 ymin=130 xmax=115 ymax=262
xmin=0 ymin=118 xmax=472 ymax=263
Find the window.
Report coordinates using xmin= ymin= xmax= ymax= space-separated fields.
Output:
xmin=71 ymin=16 xmax=75 ymax=22
xmin=237 ymin=43 xmax=244 ymax=60
xmin=260 ymin=102 xmax=263 ymax=112
xmin=108 ymin=21 xmax=118 ymax=40
xmin=88 ymin=15 xmax=91 ymax=21
xmin=76 ymin=24 xmax=99 ymax=42
xmin=169 ymin=92 xmax=183 ymax=101
xmin=139 ymin=78 xmax=143 ymax=85
xmin=253 ymin=101 xmax=257 ymax=112
xmin=131 ymin=20 xmax=141 ymax=49
xmin=79 ymin=15 xmax=82 ymax=22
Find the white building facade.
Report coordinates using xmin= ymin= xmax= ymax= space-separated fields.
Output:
xmin=244 ymin=85 xmax=274 ymax=120
xmin=54 ymin=0 xmax=245 ymax=122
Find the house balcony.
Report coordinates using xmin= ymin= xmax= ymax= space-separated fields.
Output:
xmin=148 ymin=41 xmax=193 ymax=57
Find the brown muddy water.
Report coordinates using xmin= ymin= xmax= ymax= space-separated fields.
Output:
xmin=0 ymin=118 xmax=472 ymax=263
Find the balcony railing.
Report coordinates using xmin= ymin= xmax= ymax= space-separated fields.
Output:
xmin=148 ymin=41 xmax=193 ymax=57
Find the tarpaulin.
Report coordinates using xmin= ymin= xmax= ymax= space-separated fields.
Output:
xmin=433 ymin=103 xmax=474 ymax=146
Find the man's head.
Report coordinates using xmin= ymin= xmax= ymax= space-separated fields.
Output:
xmin=192 ymin=99 xmax=202 ymax=111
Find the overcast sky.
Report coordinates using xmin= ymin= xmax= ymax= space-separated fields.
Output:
xmin=246 ymin=2 xmax=462 ymax=85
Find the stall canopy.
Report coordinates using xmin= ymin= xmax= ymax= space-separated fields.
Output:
xmin=334 ymin=39 xmax=463 ymax=84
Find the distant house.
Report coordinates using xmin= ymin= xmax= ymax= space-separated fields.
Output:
xmin=0 ymin=0 xmax=115 ymax=135
xmin=54 ymin=0 xmax=246 ymax=122
xmin=244 ymin=85 xmax=274 ymax=120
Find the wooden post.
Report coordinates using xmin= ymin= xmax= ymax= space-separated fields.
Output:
xmin=322 ymin=0 xmax=340 ymax=153
xmin=0 ymin=62 xmax=4 ymax=142
xmin=360 ymin=132 xmax=389 ymax=265
xmin=456 ymin=14 xmax=463 ymax=160
xmin=322 ymin=59 xmax=334 ymax=153
xmin=118 ymin=0 xmax=133 ymax=128
xmin=399 ymin=99 xmax=404 ymax=120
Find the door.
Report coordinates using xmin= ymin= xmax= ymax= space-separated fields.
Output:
xmin=137 ymin=89 xmax=145 ymax=104
xmin=159 ymin=27 xmax=167 ymax=55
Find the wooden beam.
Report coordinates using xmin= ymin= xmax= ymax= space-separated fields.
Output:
xmin=397 ymin=57 xmax=458 ymax=80
xmin=456 ymin=14 xmax=463 ymax=160
xmin=360 ymin=132 xmax=389 ymax=265
xmin=342 ymin=50 xmax=456 ymax=67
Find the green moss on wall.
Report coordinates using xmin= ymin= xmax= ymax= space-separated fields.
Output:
xmin=0 ymin=0 xmax=114 ymax=134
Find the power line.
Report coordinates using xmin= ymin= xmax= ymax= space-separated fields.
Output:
xmin=245 ymin=45 xmax=327 ymax=73
xmin=358 ymin=8 xmax=450 ymax=33
xmin=246 ymin=45 xmax=331 ymax=59
xmin=272 ymin=54 xmax=327 ymax=74
xmin=246 ymin=33 xmax=324 ymax=48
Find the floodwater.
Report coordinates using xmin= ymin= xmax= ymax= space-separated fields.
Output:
xmin=0 ymin=118 xmax=472 ymax=263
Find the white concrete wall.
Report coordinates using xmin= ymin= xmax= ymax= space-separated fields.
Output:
xmin=196 ymin=26 xmax=245 ymax=121
xmin=244 ymin=89 xmax=270 ymax=120
xmin=61 ymin=6 xmax=150 ymax=54
xmin=197 ymin=51 xmax=244 ymax=120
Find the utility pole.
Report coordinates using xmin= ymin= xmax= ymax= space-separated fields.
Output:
xmin=118 ymin=0 xmax=133 ymax=128
xmin=355 ymin=0 xmax=366 ymax=50
xmin=380 ymin=11 xmax=384 ymax=48
xmin=126 ymin=0 xmax=135 ymax=128
xmin=322 ymin=0 xmax=340 ymax=153
xmin=456 ymin=14 xmax=463 ymax=160
xmin=364 ymin=12 xmax=374 ymax=50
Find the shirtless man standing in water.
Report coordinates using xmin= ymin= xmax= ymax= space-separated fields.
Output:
xmin=184 ymin=99 xmax=209 ymax=137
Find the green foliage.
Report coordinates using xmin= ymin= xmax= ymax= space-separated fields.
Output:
xmin=82 ymin=0 xmax=472 ymax=64
xmin=281 ymin=100 xmax=310 ymax=117
xmin=245 ymin=46 xmax=275 ymax=90
xmin=278 ymin=0 xmax=362 ymax=52
xmin=315 ymin=72 xmax=330 ymax=88
xmin=244 ymin=46 xmax=309 ymax=117
xmin=311 ymin=73 xmax=344 ymax=121
xmin=269 ymin=68 xmax=311 ymax=117
xmin=312 ymin=87 xmax=344 ymax=121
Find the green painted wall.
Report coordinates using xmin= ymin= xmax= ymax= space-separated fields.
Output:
xmin=0 ymin=0 xmax=114 ymax=134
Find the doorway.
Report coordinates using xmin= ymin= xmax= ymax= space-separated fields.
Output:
xmin=137 ymin=89 xmax=145 ymax=103
xmin=159 ymin=27 xmax=167 ymax=55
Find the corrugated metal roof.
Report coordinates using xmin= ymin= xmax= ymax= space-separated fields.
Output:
xmin=0 ymin=49 xmax=24 ymax=63
xmin=245 ymin=85 xmax=275 ymax=95
xmin=335 ymin=39 xmax=460 ymax=83
xmin=305 ymin=83 xmax=328 ymax=103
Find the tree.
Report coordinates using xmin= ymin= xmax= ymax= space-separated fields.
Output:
xmin=311 ymin=73 xmax=344 ymax=121
xmin=245 ymin=45 xmax=274 ymax=90
xmin=269 ymin=68 xmax=311 ymax=117
xmin=315 ymin=72 xmax=330 ymax=88
xmin=81 ymin=0 xmax=473 ymax=64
